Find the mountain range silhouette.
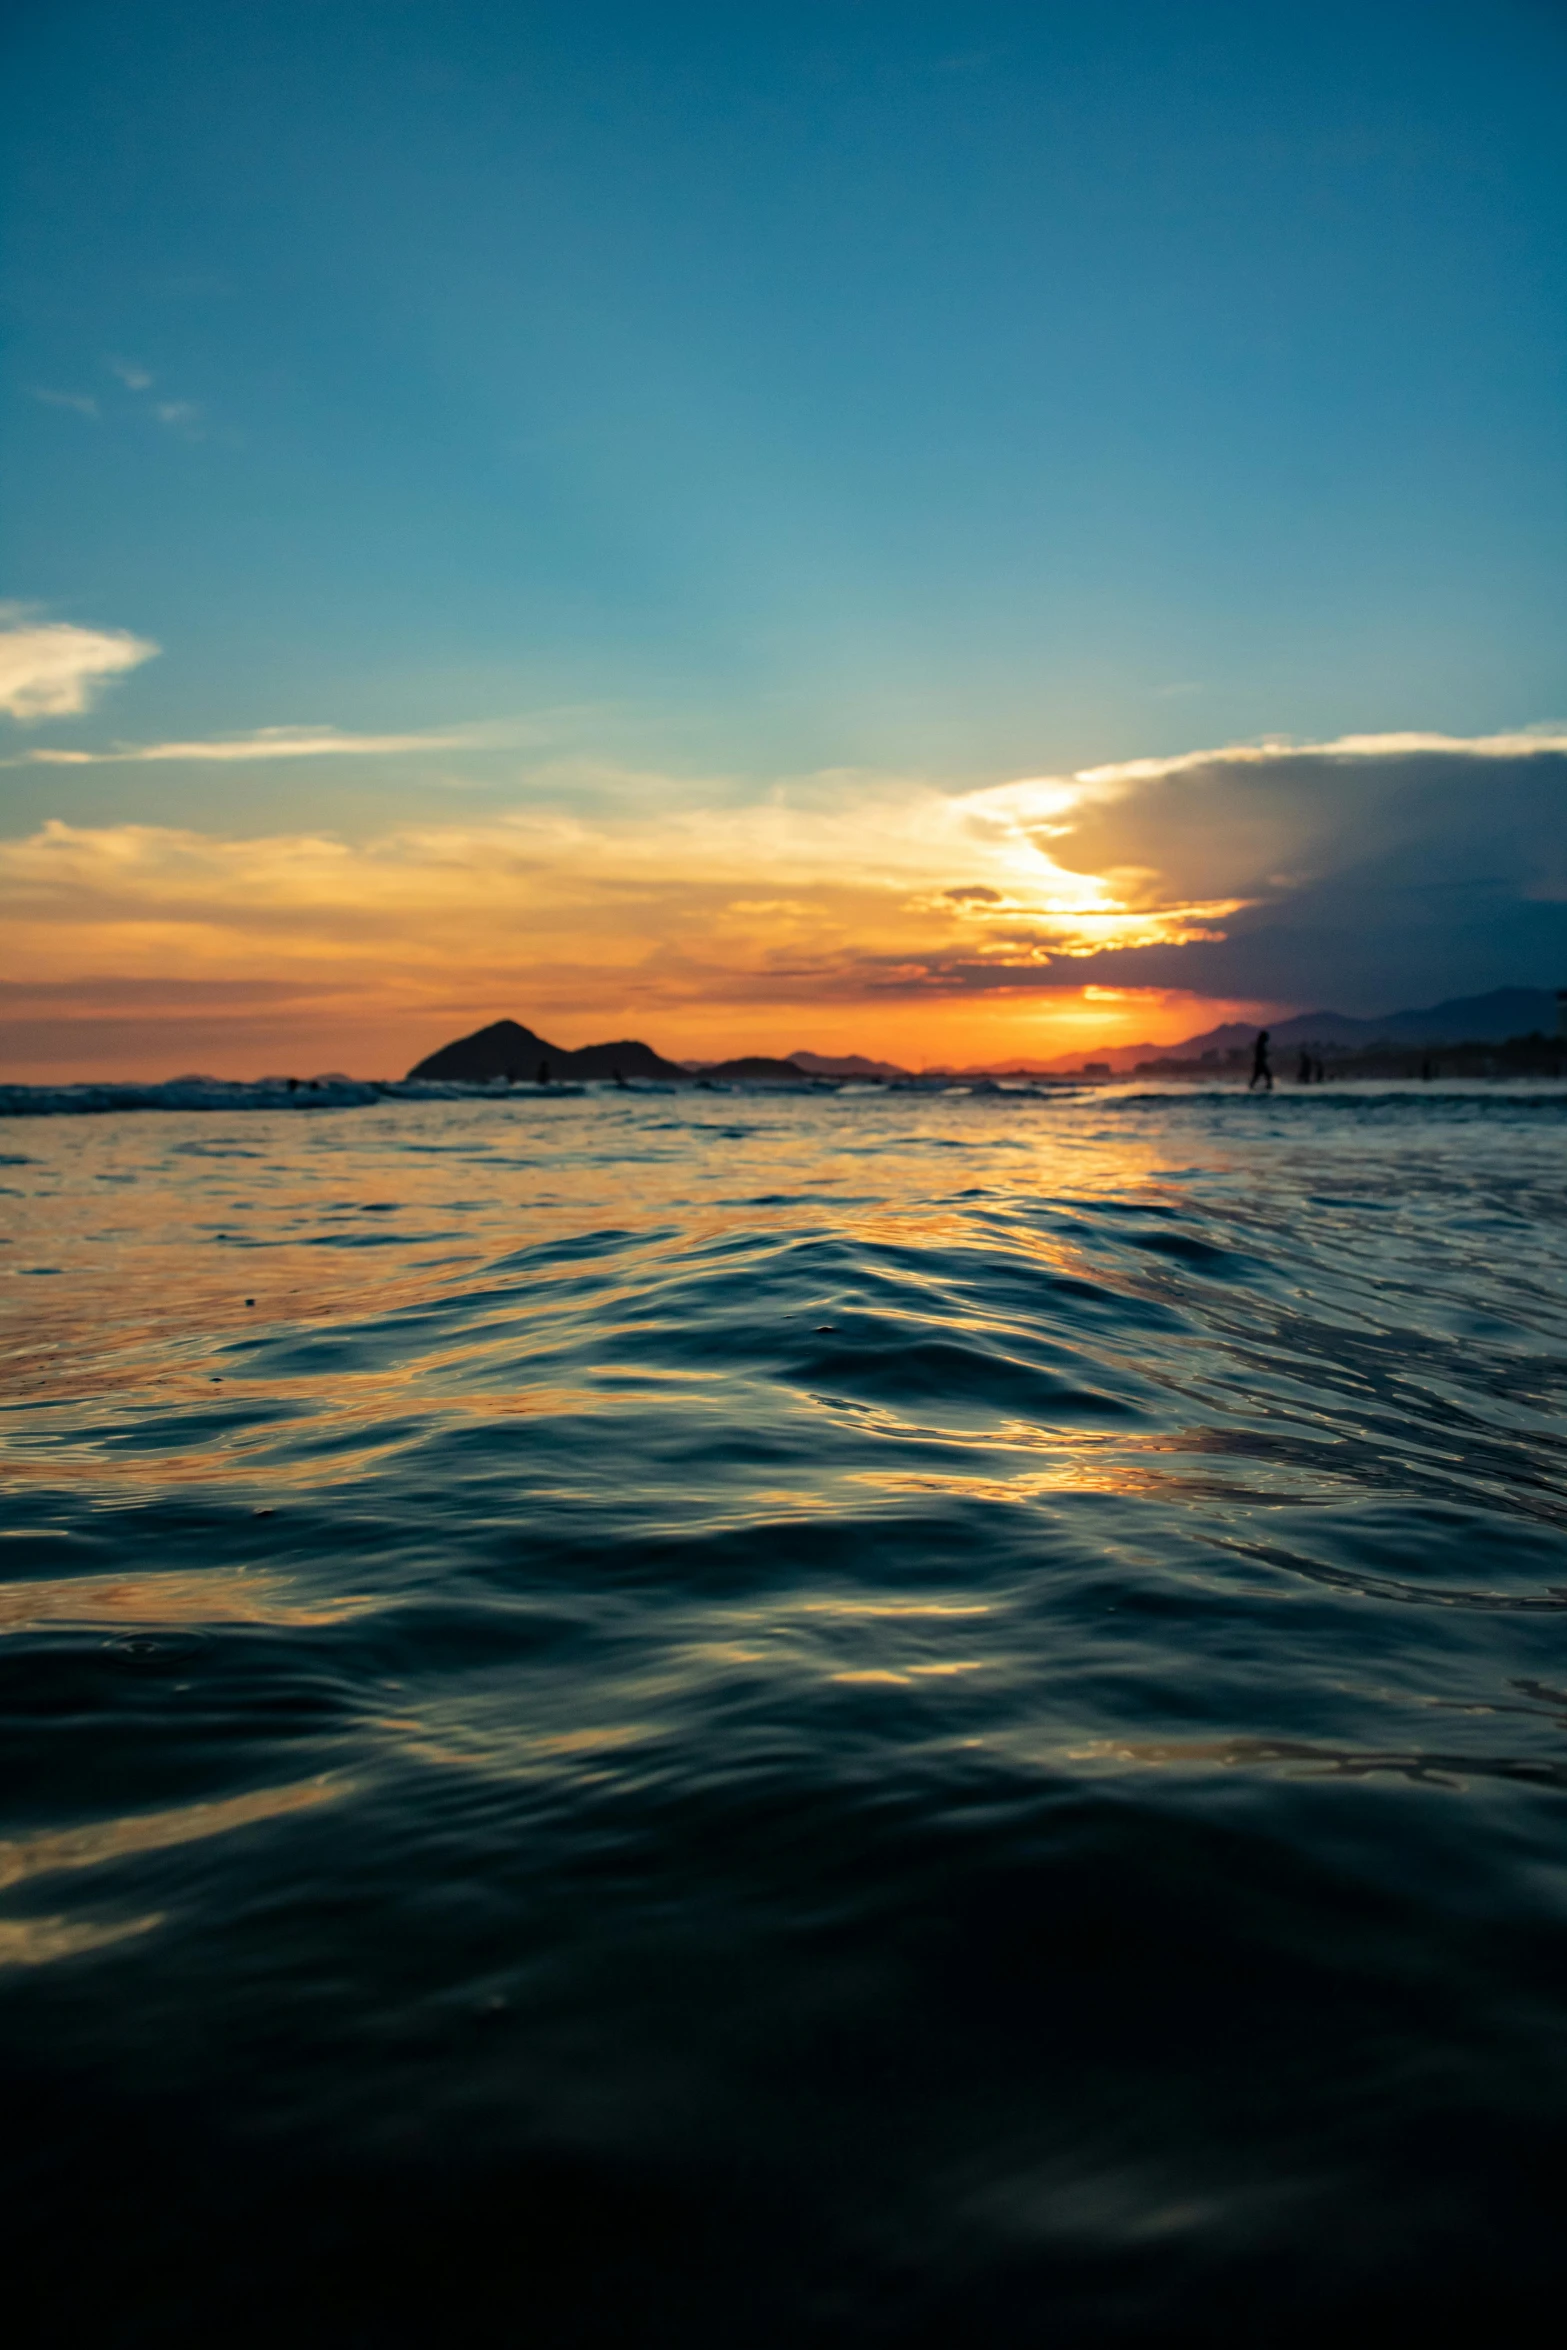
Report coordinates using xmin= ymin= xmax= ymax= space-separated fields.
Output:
xmin=407 ymin=988 xmax=1561 ymax=1086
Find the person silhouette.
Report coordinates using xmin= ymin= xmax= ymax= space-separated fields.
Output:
xmin=1249 ymin=1030 xmax=1273 ymax=1091
xmin=1297 ymin=1047 xmax=1311 ymax=1085
xmin=536 ymin=1059 xmax=551 ymax=1086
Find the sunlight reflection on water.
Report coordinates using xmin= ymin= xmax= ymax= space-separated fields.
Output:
xmin=2 ymin=1086 xmax=1567 ymax=2341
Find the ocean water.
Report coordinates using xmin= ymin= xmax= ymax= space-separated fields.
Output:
xmin=3 ymin=1082 xmax=1566 ymax=2344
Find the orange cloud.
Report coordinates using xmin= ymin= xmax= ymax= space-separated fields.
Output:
xmin=0 ymin=772 xmax=1250 ymax=1075
xmin=7 ymin=726 xmax=1555 ymax=1076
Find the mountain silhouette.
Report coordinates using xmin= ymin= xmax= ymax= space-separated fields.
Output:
xmin=407 ymin=1020 xmax=689 ymax=1084
xmin=1038 ymin=986 xmax=1562 ymax=1072
xmin=696 ymin=1056 xmax=810 ymax=1084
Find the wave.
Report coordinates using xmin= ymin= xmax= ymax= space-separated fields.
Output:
xmin=3 ymin=1086 xmax=1567 ymax=2341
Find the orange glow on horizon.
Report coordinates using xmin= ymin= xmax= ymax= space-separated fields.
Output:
xmin=0 ymin=981 xmax=1282 ymax=1082
xmin=0 ymin=776 xmax=1278 ymax=1080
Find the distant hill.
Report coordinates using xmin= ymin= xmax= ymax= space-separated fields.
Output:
xmin=1037 ymin=987 xmax=1562 ymax=1073
xmin=407 ymin=1019 xmax=689 ymax=1084
xmin=787 ymin=1049 xmax=910 ymax=1079
xmin=1322 ymin=987 xmax=1559 ymax=1046
xmin=407 ymin=1020 xmax=555 ymax=1081
xmin=696 ymin=1055 xmax=811 ymax=1084
xmin=562 ymin=1037 xmax=693 ymax=1081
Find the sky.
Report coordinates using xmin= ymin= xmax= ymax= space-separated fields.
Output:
xmin=2 ymin=0 xmax=1564 ymax=1077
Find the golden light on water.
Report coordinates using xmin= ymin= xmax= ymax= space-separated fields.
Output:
xmin=0 ymin=1779 xmax=351 ymax=1968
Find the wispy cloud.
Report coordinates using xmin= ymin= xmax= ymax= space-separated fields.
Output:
xmin=13 ymin=722 xmax=523 ymax=765
xmin=0 ymin=618 xmax=159 ymax=720
xmin=32 ymin=388 xmax=99 ymax=419
xmin=104 ymin=358 xmax=209 ymax=435
xmin=153 ymin=399 xmax=203 ymax=434
xmin=1071 ymin=727 xmax=1567 ymax=794
xmin=0 ymin=766 xmax=1238 ymax=1007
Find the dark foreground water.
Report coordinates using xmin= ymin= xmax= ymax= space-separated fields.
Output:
xmin=3 ymin=1083 xmax=1566 ymax=2345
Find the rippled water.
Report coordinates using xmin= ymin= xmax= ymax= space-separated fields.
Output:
xmin=3 ymin=1085 xmax=1566 ymax=2344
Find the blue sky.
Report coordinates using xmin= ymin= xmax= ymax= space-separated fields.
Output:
xmin=2 ymin=1 xmax=1565 ymax=1072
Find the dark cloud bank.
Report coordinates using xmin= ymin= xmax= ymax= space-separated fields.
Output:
xmin=945 ymin=738 xmax=1566 ymax=1010
xmin=1059 ymin=736 xmax=1567 ymax=1006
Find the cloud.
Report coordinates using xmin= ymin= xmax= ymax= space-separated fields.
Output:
xmin=2 ymin=731 xmax=1563 ymax=1077
xmin=1038 ymin=729 xmax=1567 ymax=1004
xmin=0 ymin=765 xmax=1250 ymax=1037
xmin=0 ymin=976 xmax=327 ymax=1007
xmin=32 ymin=389 xmax=99 ymax=419
xmin=12 ymin=722 xmax=523 ymax=765
xmin=104 ymin=358 xmax=207 ymax=435
xmin=0 ymin=620 xmax=159 ymax=720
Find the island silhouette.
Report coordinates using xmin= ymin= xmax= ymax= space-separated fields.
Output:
xmin=407 ymin=1019 xmax=810 ymax=1086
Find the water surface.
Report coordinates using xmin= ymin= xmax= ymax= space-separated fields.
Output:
xmin=3 ymin=1084 xmax=1566 ymax=2343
